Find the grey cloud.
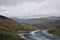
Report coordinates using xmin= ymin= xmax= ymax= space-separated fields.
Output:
xmin=24 ymin=15 xmax=48 ymax=17
xmin=0 ymin=0 xmax=45 ymax=6
xmin=0 ymin=0 xmax=60 ymax=18
xmin=0 ymin=0 xmax=20 ymax=6
xmin=0 ymin=10 xmax=6 ymax=11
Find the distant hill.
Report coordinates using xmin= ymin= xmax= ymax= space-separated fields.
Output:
xmin=0 ymin=15 xmax=39 ymax=40
xmin=12 ymin=17 xmax=60 ymax=28
xmin=12 ymin=17 xmax=60 ymax=24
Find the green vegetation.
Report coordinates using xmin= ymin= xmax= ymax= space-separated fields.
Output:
xmin=0 ymin=32 xmax=25 ymax=40
xmin=49 ymin=19 xmax=60 ymax=36
xmin=0 ymin=15 xmax=39 ymax=40
xmin=48 ymin=29 xmax=60 ymax=36
xmin=0 ymin=26 xmax=25 ymax=40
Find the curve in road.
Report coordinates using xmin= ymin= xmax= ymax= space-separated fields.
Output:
xmin=20 ymin=29 xmax=60 ymax=40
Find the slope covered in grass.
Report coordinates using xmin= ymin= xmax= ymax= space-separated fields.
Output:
xmin=0 ymin=15 xmax=39 ymax=40
xmin=48 ymin=20 xmax=60 ymax=36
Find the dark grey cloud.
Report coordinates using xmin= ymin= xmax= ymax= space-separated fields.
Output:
xmin=0 ymin=10 xmax=6 ymax=11
xmin=0 ymin=0 xmax=45 ymax=6
xmin=0 ymin=0 xmax=20 ymax=6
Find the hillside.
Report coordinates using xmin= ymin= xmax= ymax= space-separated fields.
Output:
xmin=12 ymin=17 xmax=60 ymax=35
xmin=48 ymin=19 xmax=60 ymax=36
xmin=0 ymin=15 xmax=39 ymax=40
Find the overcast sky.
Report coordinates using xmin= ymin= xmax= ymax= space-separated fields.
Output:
xmin=0 ymin=0 xmax=60 ymax=18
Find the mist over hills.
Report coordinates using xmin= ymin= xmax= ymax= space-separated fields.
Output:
xmin=12 ymin=16 xmax=60 ymax=24
xmin=12 ymin=16 xmax=60 ymax=28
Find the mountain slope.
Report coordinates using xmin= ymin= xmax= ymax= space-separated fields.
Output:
xmin=0 ymin=15 xmax=39 ymax=40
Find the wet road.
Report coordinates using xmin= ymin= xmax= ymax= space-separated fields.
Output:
xmin=20 ymin=29 xmax=60 ymax=40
